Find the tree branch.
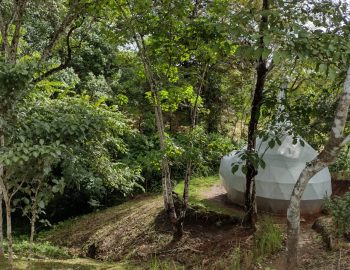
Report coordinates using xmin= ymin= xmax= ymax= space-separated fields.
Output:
xmin=33 ymin=23 xmax=81 ymax=83
xmin=8 ymin=0 xmax=28 ymax=64
xmin=40 ymin=0 xmax=90 ymax=62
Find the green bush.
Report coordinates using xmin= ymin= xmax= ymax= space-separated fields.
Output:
xmin=127 ymin=127 xmax=236 ymax=192
xmin=254 ymin=216 xmax=283 ymax=259
xmin=325 ymin=192 xmax=350 ymax=237
xmin=329 ymin=146 xmax=350 ymax=172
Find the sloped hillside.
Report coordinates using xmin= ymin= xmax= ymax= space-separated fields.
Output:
xmin=41 ymin=177 xmax=350 ymax=269
xmin=42 ymin=192 xmax=251 ymax=269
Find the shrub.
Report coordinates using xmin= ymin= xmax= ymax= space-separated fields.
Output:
xmin=325 ymin=192 xmax=350 ymax=237
xmin=329 ymin=146 xmax=350 ymax=172
xmin=127 ymin=128 xmax=237 ymax=192
xmin=3 ymin=238 xmax=71 ymax=259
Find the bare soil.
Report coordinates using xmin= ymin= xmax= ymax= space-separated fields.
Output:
xmin=43 ymin=180 xmax=350 ymax=269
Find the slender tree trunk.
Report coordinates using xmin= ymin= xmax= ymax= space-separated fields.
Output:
xmin=286 ymin=67 xmax=350 ymax=269
xmin=0 ymin=134 xmax=5 ymax=258
xmin=0 ymin=191 xmax=3 ymax=258
xmin=174 ymin=161 xmax=192 ymax=240
xmin=244 ymin=0 xmax=269 ymax=228
xmin=116 ymin=4 xmax=180 ymax=228
xmin=29 ymin=209 xmax=37 ymax=259
xmin=4 ymin=199 xmax=13 ymax=270
xmin=0 ymin=175 xmax=13 ymax=270
xmin=174 ymin=64 xmax=208 ymax=239
xmin=152 ymin=95 xmax=178 ymax=227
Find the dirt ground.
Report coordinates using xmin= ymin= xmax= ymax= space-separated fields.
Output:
xmin=201 ymin=180 xmax=350 ymax=270
xmin=44 ymin=180 xmax=350 ymax=269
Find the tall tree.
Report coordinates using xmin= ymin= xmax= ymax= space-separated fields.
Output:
xmin=286 ymin=67 xmax=350 ymax=269
xmin=0 ymin=0 xmax=95 ymax=267
xmin=244 ymin=0 xmax=270 ymax=228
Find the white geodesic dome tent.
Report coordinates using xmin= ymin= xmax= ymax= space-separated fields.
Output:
xmin=219 ymin=134 xmax=332 ymax=215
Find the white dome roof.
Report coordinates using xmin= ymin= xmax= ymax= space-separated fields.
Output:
xmin=219 ymin=134 xmax=332 ymax=214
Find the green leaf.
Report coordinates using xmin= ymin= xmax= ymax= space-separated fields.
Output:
xmin=276 ymin=137 xmax=282 ymax=146
xmin=262 ymin=49 xmax=271 ymax=60
xmin=241 ymin=165 xmax=247 ymax=175
xmin=38 ymin=201 xmax=45 ymax=209
xmin=319 ymin=63 xmax=327 ymax=74
xmin=263 ymin=35 xmax=272 ymax=46
xmin=52 ymin=186 xmax=59 ymax=193
xmin=231 ymin=164 xmax=239 ymax=174
xmin=260 ymin=159 xmax=266 ymax=169
xmin=268 ymin=140 xmax=275 ymax=149
xmin=23 ymin=197 xmax=30 ymax=205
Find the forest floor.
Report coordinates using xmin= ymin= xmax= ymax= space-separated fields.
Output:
xmin=13 ymin=176 xmax=350 ymax=269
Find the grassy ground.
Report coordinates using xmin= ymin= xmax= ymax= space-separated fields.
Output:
xmin=0 ymin=258 xmax=137 ymax=270
xmin=175 ymin=175 xmax=243 ymax=217
xmin=174 ymin=175 xmax=219 ymax=197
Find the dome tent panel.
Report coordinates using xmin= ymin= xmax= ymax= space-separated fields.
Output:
xmin=219 ymin=134 xmax=332 ymax=215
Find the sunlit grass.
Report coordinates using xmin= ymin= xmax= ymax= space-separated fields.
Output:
xmin=175 ymin=175 xmax=243 ymax=217
xmin=0 ymin=257 xmax=138 ymax=270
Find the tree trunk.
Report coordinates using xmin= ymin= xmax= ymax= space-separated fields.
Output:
xmin=116 ymin=5 xmax=180 ymax=228
xmin=174 ymin=161 xmax=192 ymax=240
xmin=29 ymin=209 xmax=37 ymax=259
xmin=5 ymin=199 xmax=13 ymax=270
xmin=0 ymin=191 xmax=3 ymax=258
xmin=0 ymin=173 xmax=13 ymax=270
xmin=153 ymin=98 xmax=178 ymax=228
xmin=174 ymin=64 xmax=208 ymax=239
xmin=286 ymin=67 xmax=350 ymax=269
xmin=0 ymin=134 xmax=4 ymax=258
xmin=244 ymin=0 xmax=269 ymax=228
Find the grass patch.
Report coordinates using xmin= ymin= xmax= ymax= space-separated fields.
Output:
xmin=3 ymin=238 xmax=71 ymax=259
xmin=0 ymin=258 xmax=139 ymax=270
xmin=175 ymin=175 xmax=243 ymax=216
xmin=254 ymin=216 xmax=283 ymax=260
xmin=149 ymin=257 xmax=185 ymax=270
xmin=175 ymin=175 xmax=219 ymax=196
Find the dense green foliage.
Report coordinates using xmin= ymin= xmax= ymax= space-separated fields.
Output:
xmin=0 ymin=3 xmax=350 ymax=268
xmin=325 ymin=192 xmax=350 ymax=237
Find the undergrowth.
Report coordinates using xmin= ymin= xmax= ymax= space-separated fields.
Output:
xmin=3 ymin=238 xmax=71 ymax=259
xmin=149 ymin=257 xmax=185 ymax=270
xmin=325 ymin=191 xmax=350 ymax=238
xmin=254 ymin=216 xmax=283 ymax=259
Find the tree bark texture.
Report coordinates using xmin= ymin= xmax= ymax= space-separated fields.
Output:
xmin=286 ymin=67 xmax=350 ymax=269
xmin=244 ymin=0 xmax=269 ymax=228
